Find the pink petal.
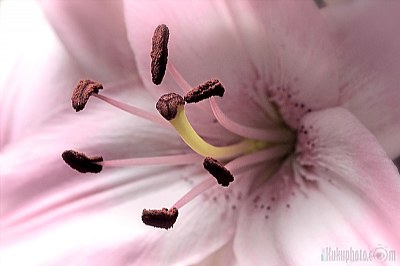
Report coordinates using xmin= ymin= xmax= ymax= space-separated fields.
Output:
xmin=221 ymin=0 xmax=339 ymax=128
xmin=39 ymin=0 xmax=136 ymax=81
xmin=1 ymin=170 xmax=236 ymax=266
xmin=296 ymin=107 xmax=400 ymax=245
xmin=1 ymin=169 xmax=185 ymax=265
xmin=191 ymin=240 xmax=239 ymax=266
xmin=124 ymin=0 xmax=339 ymax=129
xmin=322 ymin=1 xmax=400 ymax=159
xmin=234 ymin=108 xmax=400 ymax=265
xmin=1 ymin=0 xmax=82 ymax=146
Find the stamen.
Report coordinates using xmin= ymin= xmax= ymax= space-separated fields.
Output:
xmin=184 ymin=79 xmax=225 ymax=103
xmin=151 ymin=24 xmax=169 ymax=85
xmin=155 ymin=93 xmax=185 ymax=120
xmin=203 ymin=157 xmax=234 ymax=187
xmin=142 ymin=207 xmax=178 ymax=230
xmin=62 ymin=150 xmax=103 ymax=173
xmin=94 ymin=94 xmax=169 ymax=127
xmin=71 ymin=79 xmax=103 ymax=112
xmin=71 ymin=78 xmax=169 ymax=126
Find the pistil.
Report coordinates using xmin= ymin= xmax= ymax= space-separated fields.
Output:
xmin=156 ymin=92 xmax=268 ymax=159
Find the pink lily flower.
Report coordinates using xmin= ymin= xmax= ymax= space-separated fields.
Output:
xmin=1 ymin=0 xmax=399 ymax=265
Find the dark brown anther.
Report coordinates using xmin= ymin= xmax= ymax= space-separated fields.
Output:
xmin=151 ymin=24 xmax=169 ymax=85
xmin=62 ymin=150 xmax=103 ymax=173
xmin=142 ymin=207 xmax=178 ymax=230
xmin=156 ymin=93 xmax=185 ymax=120
xmin=203 ymin=157 xmax=234 ymax=187
xmin=184 ymin=79 xmax=225 ymax=103
xmin=71 ymin=79 xmax=103 ymax=112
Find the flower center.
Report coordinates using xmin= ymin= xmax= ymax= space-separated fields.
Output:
xmin=62 ymin=24 xmax=295 ymax=230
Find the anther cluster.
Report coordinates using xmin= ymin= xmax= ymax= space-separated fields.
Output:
xmin=62 ymin=150 xmax=103 ymax=173
xmin=71 ymin=79 xmax=103 ymax=112
xmin=151 ymin=24 xmax=169 ymax=85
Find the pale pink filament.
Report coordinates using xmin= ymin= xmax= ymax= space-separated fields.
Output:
xmin=93 ymin=94 xmax=169 ymax=127
xmin=167 ymin=62 xmax=192 ymax=93
xmin=226 ymin=144 xmax=291 ymax=171
xmin=101 ymin=153 xmax=201 ymax=167
xmin=209 ymin=97 xmax=293 ymax=142
xmin=172 ymin=176 xmax=215 ymax=209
